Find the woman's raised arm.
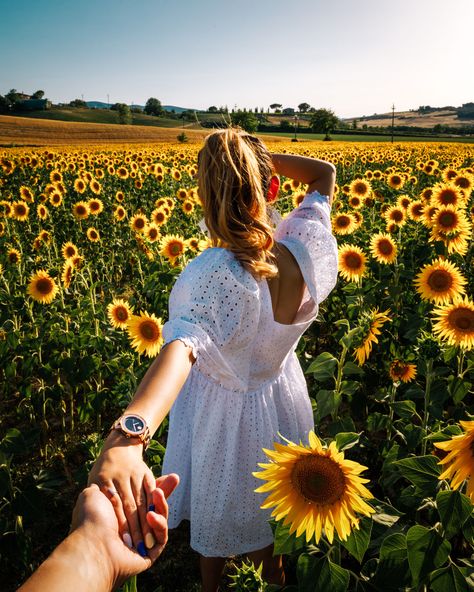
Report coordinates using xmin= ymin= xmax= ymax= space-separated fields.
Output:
xmin=271 ymin=153 xmax=336 ymax=203
xmin=88 ymin=339 xmax=195 ymax=556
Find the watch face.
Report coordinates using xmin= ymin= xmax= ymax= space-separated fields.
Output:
xmin=123 ymin=416 xmax=145 ymax=434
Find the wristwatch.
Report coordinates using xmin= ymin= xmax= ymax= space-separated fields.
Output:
xmin=111 ymin=413 xmax=151 ymax=450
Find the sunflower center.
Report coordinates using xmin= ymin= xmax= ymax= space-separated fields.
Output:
xmin=135 ymin=218 xmax=145 ymax=229
xmin=353 ymin=183 xmax=367 ymax=196
xmin=378 ymin=239 xmax=393 ymax=255
xmin=37 ymin=278 xmax=54 ymax=295
xmin=438 ymin=211 xmax=456 ymax=228
xmin=447 ymin=307 xmax=474 ymax=333
xmin=116 ymin=307 xmax=128 ymax=321
xmin=291 ymin=454 xmax=346 ymax=505
xmin=439 ymin=190 xmax=456 ymax=204
xmin=345 ymin=253 xmax=362 ymax=269
xmin=66 ymin=247 xmax=76 ymax=257
xmin=391 ymin=210 xmax=403 ymax=222
xmin=428 ymin=269 xmax=452 ymax=292
xmin=337 ymin=215 xmax=350 ymax=228
xmin=140 ymin=320 xmax=160 ymax=341
xmin=169 ymin=242 xmax=182 ymax=256
xmin=391 ymin=176 xmax=401 ymax=185
xmin=456 ymin=178 xmax=469 ymax=189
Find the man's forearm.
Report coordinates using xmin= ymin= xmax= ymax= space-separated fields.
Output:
xmin=18 ymin=529 xmax=114 ymax=592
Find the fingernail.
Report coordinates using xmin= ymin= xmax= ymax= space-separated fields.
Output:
xmin=137 ymin=541 xmax=147 ymax=557
xmin=122 ymin=533 xmax=133 ymax=549
xmin=145 ymin=532 xmax=155 ymax=549
xmin=148 ymin=504 xmax=155 ymax=512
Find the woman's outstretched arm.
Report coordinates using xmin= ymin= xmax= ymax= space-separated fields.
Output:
xmin=271 ymin=153 xmax=336 ymax=203
xmin=88 ymin=340 xmax=195 ymax=558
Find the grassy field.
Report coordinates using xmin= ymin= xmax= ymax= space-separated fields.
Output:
xmin=259 ymin=131 xmax=474 ymax=143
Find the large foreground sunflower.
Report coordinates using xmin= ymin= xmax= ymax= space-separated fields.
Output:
xmin=127 ymin=312 xmax=164 ymax=357
xmin=253 ymin=431 xmax=375 ymax=544
xmin=414 ymin=257 xmax=466 ymax=305
xmin=27 ymin=270 xmax=59 ymax=304
xmin=434 ymin=420 xmax=474 ymax=501
xmin=338 ymin=245 xmax=367 ymax=283
xmin=160 ymin=234 xmax=186 ymax=264
xmin=332 ymin=213 xmax=357 ymax=236
xmin=431 ymin=297 xmax=474 ymax=350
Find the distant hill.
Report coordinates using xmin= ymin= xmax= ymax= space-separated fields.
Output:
xmin=344 ymin=104 xmax=474 ymax=129
xmin=85 ymin=101 xmax=196 ymax=113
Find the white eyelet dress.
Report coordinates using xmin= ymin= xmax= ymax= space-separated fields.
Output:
xmin=161 ymin=191 xmax=338 ymax=557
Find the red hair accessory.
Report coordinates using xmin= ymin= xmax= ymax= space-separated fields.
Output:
xmin=266 ymin=175 xmax=280 ymax=204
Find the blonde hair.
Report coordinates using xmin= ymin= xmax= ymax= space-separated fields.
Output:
xmin=197 ymin=128 xmax=278 ymax=280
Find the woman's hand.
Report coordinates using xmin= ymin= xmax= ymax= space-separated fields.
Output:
xmin=88 ymin=430 xmax=160 ymax=555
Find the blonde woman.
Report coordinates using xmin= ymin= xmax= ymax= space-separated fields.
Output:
xmin=89 ymin=128 xmax=337 ymax=591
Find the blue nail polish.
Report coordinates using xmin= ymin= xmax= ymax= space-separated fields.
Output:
xmin=148 ymin=504 xmax=155 ymax=512
xmin=137 ymin=541 xmax=147 ymax=557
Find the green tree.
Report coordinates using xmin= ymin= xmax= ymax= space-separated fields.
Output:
xmin=298 ymin=102 xmax=311 ymax=113
xmin=230 ymin=110 xmax=258 ymax=132
xmin=270 ymin=103 xmax=282 ymax=112
xmin=31 ymin=90 xmax=45 ymax=99
xmin=310 ymin=108 xmax=339 ymax=133
xmin=69 ymin=99 xmax=87 ymax=107
xmin=208 ymin=106 xmax=218 ymax=113
xmin=5 ymin=89 xmax=20 ymax=106
xmin=0 ymin=95 xmax=9 ymax=113
xmin=144 ymin=97 xmax=163 ymax=116
xmin=115 ymin=103 xmax=132 ymax=124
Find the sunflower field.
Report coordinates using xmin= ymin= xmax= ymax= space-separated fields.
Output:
xmin=1 ymin=140 xmax=473 ymax=591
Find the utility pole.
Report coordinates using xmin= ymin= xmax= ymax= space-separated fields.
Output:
xmin=391 ymin=104 xmax=395 ymax=143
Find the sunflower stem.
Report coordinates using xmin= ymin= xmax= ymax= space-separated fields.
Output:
xmin=457 ymin=349 xmax=465 ymax=378
xmin=387 ymin=381 xmax=399 ymax=440
xmin=421 ymin=359 xmax=434 ymax=455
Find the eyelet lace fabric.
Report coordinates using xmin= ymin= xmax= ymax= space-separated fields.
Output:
xmin=161 ymin=190 xmax=338 ymax=556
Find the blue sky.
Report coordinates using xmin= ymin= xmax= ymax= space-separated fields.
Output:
xmin=1 ymin=0 xmax=473 ymax=118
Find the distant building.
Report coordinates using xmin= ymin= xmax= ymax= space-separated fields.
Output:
xmin=17 ymin=99 xmax=52 ymax=111
xmin=282 ymin=107 xmax=295 ymax=115
xmin=17 ymin=93 xmax=31 ymax=100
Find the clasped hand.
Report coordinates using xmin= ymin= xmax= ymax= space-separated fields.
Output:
xmin=88 ymin=429 xmax=177 ymax=559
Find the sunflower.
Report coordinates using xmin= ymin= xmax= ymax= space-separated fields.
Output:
xmin=114 ymin=205 xmax=127 ymax=221
xmin=182 ymin=200 xmax=195 ymax=214
xmin=62 ymin=241 xmax=79 ymax=260
xmin=20 ymin=186 xmax=34 ymax=202
xmin=7 ymin=248 xmax=21 ymax=264
xmin=332 ymin=213 xmax=357 ymax=236
xmin=39 ymin=230 xmax=51 ymax=244
xmin=369 ymin=233 xmax=397 ymax=264
xmin=86 ymin=227 xmax=100 ymax=242
xmin=130 ymin=213 xmax=148 ymax=233
xmin=49 ymin=191 xmax=63 ymax=207
xmin=151 ymin=208 xmax=168 ymax=226
xmin=89 ymin=179 xmax=102 ymax=195
xmin=0 ymin=200 xmax=13 ymax=217
xmin=434 ymin=420 xmax=474 ymax=501
xmin=145 ymin=224 xmax=161 ymax=243
xmin=72 ymin=201 xmax=90 ymax=220
xmin=432 ymin=297 xmax=474 ymax=350
xmin=127 ymin=312 xmax=164 ymax=357
xmin=177 ymin=188 xmax=188 ymax=200
xmin=37 ymin=204 xmax=49 ymax=220
xmin=292 ymin=193 xmax=306 ymax=209
xmin=349 ymin=178 xmax=371 ymax=199
xmin=107 ymin=298 xmax=133 ymax=329
xmin=115 ymin=190 xmax=125 ymax=202
xmin=407 ymin=200 xmax=424 ymax=221
xmin=384 ymin=205 xmax=406 ymax=227
xmin=253 ymin=431 xmax=375 ymax=544
xmin=387 ymin=173 xmax=405 ymax=190
xmin=88 ymin=198 xmax=104 ymax=215
xmin=348 ymin=195 xmax=363 ymax=209
xmin=160 ymin=234 xmax=186 ymax=263
xmin=61 ymin=261 xmax=74 ymax=289
xmin=49 ymin=170 xmax=62 ymax=184
xmin=431 ymin=206 xmax=471 ymax=236
xmin=389 ymin=360 xmax=417 ymax=383
xmin=70 ymin=255 xmax=84 ymax=269
xmin=353 ymin=309 xmax=391 ymax=366
xmin=27 ymin=270 xmax=59 ymax=304
xmin=453 ymin=175 xmax=473 ymax=194
xmin=12 ymin=201 xmax=29 ymax=221
xmin=117 ymin=167 xmax=129 ymax=180
xmin=414 ymin=258 xmax=466 ymax=305
xmin=186 ymin=237 xmax=200 ymax=252
xmin=338 ymin=245 xmax=367 ymax=283
xmin=431 ymin=183 xmax=466 ymax=209
xmin=396 ymin=195 xmax=411 ymax=210
xmin=74 ymin=178 xmax=87 ymax=194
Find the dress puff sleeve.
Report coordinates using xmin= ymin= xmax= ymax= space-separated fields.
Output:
xmin=161 ymin=248 xmax=261 ymax=391
xmin=273 ymin=190 xmax=338 ymax=308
